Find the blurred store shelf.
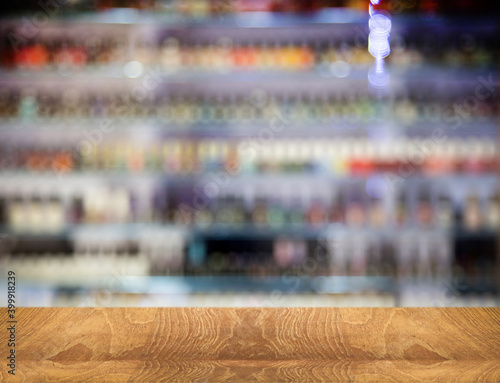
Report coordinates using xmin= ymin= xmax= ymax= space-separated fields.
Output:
xmin=1 ymin=65 xmax=497 ymax=85
xmin=0 ymin=2 xmax=498 ymax=308
xmin=1 ymin=8 xmax=498 ymax=28
xmin=0 ymin=119 xmax=497 ymax=138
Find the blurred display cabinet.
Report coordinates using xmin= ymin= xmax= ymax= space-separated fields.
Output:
xmin=0 ymin=7 xmax=498 ymax=306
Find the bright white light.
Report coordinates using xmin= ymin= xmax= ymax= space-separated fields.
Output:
xmin=369 ymin=35 xmax=391 ymax=58
xmin=123 ymin=61 xmax=144 ymax=78
xmin=369 ymin=14 xmax=392 ymax=36
xmin=368 ymin=66 xmax=390 ymax=88
xmin=369 ymin=3 xmax=374 ymax=16
xmin=368 ymin=2 xmax=391 ymax=88
xmin=330 ymin=61 xmax=350 ymax=78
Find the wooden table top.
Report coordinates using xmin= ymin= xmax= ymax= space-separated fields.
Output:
xmin=1 ymin=307 xmax=499 ymax=382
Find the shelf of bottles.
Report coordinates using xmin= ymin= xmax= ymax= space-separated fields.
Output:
xmin=0 ymin=5 xmax=498 ymax=306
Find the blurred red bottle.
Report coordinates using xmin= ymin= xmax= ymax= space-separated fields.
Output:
xmin=16 ymin=42 xmax=49 ymax=69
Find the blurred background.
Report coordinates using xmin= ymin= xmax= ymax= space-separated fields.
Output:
xmin=0 ymin=0 xmax=498 ymax=307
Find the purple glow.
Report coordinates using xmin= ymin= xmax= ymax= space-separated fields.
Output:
xmin=368 ymin=66 xmax=390 ymax=87
xmin=366 ymin=175 xmax=387 ymax=198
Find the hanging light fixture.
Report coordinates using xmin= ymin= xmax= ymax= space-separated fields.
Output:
xmin=368 ymin=0 xmax=391 ymax=88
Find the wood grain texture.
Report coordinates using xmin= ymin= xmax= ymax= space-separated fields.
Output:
xmin=1 ymin=307 xmax=499 ymax=382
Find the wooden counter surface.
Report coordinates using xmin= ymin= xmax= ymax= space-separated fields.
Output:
xmin=1 ymin=307 xmax=499 ymax=382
